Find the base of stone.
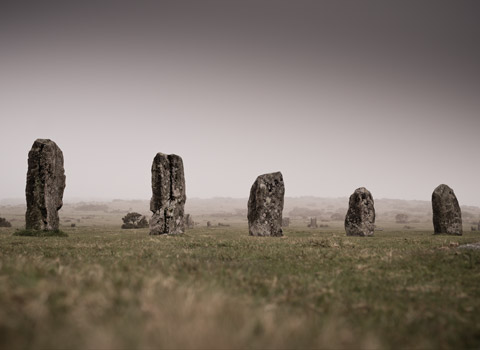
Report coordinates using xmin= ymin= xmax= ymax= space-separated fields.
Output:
xmin=433 ymin=231 xmax=462 ymax=236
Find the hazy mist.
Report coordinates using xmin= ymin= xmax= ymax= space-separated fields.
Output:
xmin=1 ymin=1 xmax=479 ymax=205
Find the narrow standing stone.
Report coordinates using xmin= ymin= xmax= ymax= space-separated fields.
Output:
xmin=185 ymin=214 xmax=194 ymax=229
xmin=308 ymin=217 xmax=318 ymax=228
xmin=432 ymin=184 xmax=462 ymax=235
xmin=247 ymin=172 xmax=284 ymax=237
xmin=345 ymin=187 xmax=375 ymax=236
xmin=25 ymin=139 xmax=66 ymax=231
xmin=150 ymin=153 xmax=186 ymax=235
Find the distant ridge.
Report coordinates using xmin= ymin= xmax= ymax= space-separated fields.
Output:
xmin=3 ymin=197 xmax=479 ymax=224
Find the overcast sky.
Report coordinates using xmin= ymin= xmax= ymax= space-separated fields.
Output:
xmin=1 ymin=0 xmax=479 ymax=205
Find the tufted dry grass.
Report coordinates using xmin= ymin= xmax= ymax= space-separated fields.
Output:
xmin=0 ymin=226 xmax=479 ymax=349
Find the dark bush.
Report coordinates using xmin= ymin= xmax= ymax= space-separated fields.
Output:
xmin=0 ymin=217 xmax=12 ymax=227
xmin=395 ymin=214 xmax=409 ymax=224
xmin=121 ymin=212 xmax=149 ymax=229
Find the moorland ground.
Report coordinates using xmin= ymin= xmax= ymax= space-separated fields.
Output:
xmin=0 ymin=220 xmax=480 ymax=349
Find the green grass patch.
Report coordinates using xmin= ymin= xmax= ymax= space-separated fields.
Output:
xmin=0 ymin=226 xmax=479 ymax=349
xmin=13 ymin=229 xmax=68 ymax=237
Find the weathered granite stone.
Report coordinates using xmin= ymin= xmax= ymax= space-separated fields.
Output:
xmin=25 ymin=139 xmax=66 ymax=231
xmin=345 ymin=187 xmax=375 ymax=236
xmin=247 ymin=172 xmax=284 ymax=237
xmin=149 ymin=153 xmax=186 ymax=235
xmin=432 ymin=184 xmax=462 ymax=235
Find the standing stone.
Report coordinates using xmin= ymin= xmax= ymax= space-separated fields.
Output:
xmin=247 ymin=172 xmax=284 ymax=237
xmin=432 ymin=184 xmax=462 ymax=235
xmin=25 ymin=139 xmax=66 ymax=231
xmin=308 ymin=217 xmax=318 ymax=228
xmin=185 ymin=214 xmax=194 ymax=229
xmin=150 ymin=153 xmax=186 ymax=235
xmin=207 ymin=221 xmax=211 ymax=228
xmin=345 ymin=187 xmax=375 ymax=236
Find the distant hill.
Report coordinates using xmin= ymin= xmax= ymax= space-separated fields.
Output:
xmin=2 ymin=197 xmax=480 ymax=225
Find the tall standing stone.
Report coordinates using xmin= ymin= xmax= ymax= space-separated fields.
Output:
xmin=247 ymin=172 xmax=284 ymax=237
xmin=432 ymin=184 xmax=462 ymax=235
xmin=25 ymin=139 xmax=66 ymax=231
xmin=150 ymin=153 xmax=186 ymax=235
xmin=345 ymin=187 xmax=375 ymax=236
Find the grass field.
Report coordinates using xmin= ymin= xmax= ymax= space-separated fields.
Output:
xmin=0 ymin=225 xmax=479 ymax=349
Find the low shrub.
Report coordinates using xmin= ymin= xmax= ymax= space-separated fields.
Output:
xmin=0 ymin=217 xmax=12 ymax=227
xmin=121 ymin=212 xmax=149 ymax=229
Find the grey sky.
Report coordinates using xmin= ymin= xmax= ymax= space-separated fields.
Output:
xmin=1 ymin=1 xmax=479 ymax=205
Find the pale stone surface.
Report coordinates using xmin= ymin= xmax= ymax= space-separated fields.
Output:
xmin=459 ymin=242 xmax=480 ymax=250
xmin=345 ymin=187 xmax=375 ymax=236
xmin=149 ymin=153 xmax=186 ymax=235
xmin=247 ymin=172 xmax=284 ymax=237
xmin=25 ymin=139 xmax=66 ymax=231
xmin=432 ymin=184 xmax=462 ymax=235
